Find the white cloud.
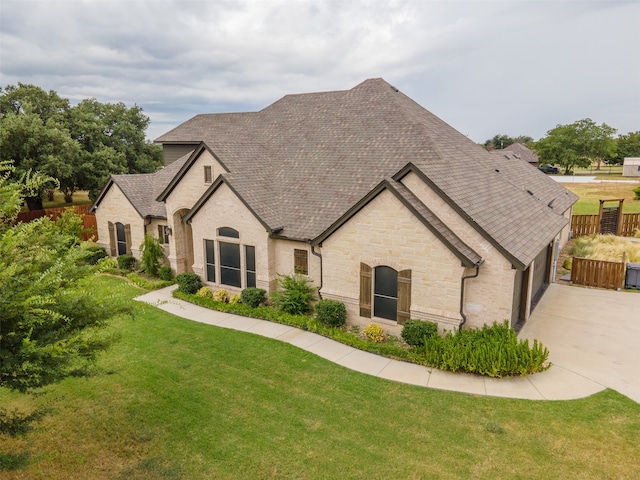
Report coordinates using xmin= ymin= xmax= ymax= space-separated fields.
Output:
xmin=1 ymin=0 xmax=638 ymax=141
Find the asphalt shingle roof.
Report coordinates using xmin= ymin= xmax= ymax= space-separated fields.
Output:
xmin=155 ymin=78 xmax=577 ymax=268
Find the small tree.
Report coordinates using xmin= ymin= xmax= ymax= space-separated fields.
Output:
xmin=0 ymin=162 xmax=131 ymax=440
xmin=271 ymin=273 xmax=316 ymax=315
xmin=139 ymin=234 xmax=164 ymax=277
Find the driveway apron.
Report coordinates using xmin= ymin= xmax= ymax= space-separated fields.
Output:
xmin=520 ymin=284 xmax=640 ymax=403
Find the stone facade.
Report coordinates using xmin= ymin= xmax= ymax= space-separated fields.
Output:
xmin=164 ymin=149 xmax=225 ymax=273
xmin=400 ymin=172 xmax=517 ymax=329
xmin=94 ymin=183 xmax=145 ymax=258
xmin=190 ymin=182 xmax=270 ymax=294
xmin=321 ymin=189 xmax=465 ymax=335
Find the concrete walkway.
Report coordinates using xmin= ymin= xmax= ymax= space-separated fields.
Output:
xmin=135 ymin=286 xmax=610 ymax=401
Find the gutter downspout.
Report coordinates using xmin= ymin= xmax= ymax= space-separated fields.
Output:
xmin=310 ymin=242 xmax=323 ymax=300
xmin=459 ymin=263 xmax=481 ymax=331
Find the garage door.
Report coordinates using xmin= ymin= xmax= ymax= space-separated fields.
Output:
xmin=530 ymin=244 xmax=550 ymax=308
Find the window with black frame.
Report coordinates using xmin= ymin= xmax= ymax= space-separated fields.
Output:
xmin=373 ymin=266 xmax=398 ymax=321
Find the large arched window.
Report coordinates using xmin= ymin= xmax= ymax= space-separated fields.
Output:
xmin=374 ymin=266 xmax=398 ymax=321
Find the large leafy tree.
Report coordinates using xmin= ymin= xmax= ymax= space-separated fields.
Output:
xmin=533 ymin=119 xmax=617 ymax=174
xmin=0 ymin=161 xmax=130 ymax=438
xmin=606 ymin=131 xmax=640 ymax=165
xmin=0 ymin=84 xmax=162 ymax=207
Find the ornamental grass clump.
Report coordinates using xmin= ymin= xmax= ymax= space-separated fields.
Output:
xmin=419 ymin=321 xmax=550 ymax=377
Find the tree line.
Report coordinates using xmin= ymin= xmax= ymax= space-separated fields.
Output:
xmin=484 ymin=122 xmax=640 ymax=175
xmin=0 ymin=83 xmax=162 ymax=210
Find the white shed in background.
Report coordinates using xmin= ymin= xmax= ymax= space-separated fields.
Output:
xmin=622 ymin=157 xmax=640 ymax=177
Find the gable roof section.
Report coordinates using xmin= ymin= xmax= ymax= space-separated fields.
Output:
xmin=91 ymin=149 xmax=192 ymax=218
xmin=156 ymin=143 xmax=230 ymax=202
xmin=182 ymin=174 xmax=274 ymax=233
xmin=492 ymin=142 xmax=539 ymax=165
xmin=154 ymin=78 xmax=576 ymax=268
xmin=313 ymin=178 xmax=482 ymax=268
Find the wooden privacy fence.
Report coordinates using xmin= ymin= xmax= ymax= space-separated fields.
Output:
xmin=571 ymin=213 xmax=640 ymax=237
xmin=570 ymin=256 xmax=626 ymax=290
xmin=15 ymin=204 xmax=97 ymax=241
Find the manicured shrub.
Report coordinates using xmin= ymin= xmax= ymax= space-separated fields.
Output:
xmin=229 ymin=294 xmax=241 ymax=304
xmin=419 ymin=320 xmax=550 ymax=377
xmin=83 ymin=244 xmax=108 ymax=265
xmin=139 ymin=234 xmax=164 ymax=277
xmin=364 ymin=323 xmax=385 ymax=343
xmin=401 ymin=320 xmax=438 ymax=347
xmin=175 ymin=272 xmax=203 ymax=295
xmin=241 ymin=287 xmax=267 ymax=308
xmin=96 ymin=256 xmax=118 ymax=272
xmin=315 ymin=299 xmax=347 ymax=327
xmin=158 ymin=266 xmax=173 ymax=281
xmin=117 ymin=254 xmax=137 ymax=271
xmin=271 ymin=274 xmax=316 ymax=315
xmin=196 ymin=286 xmax=213 ymax=298
xmin=212 ymin=289 xmax=229 ymax=303
xmin=633 ymin=185 xmax=640 ymax=201
xmin=562 ymin=258 xmax=572 ymax=270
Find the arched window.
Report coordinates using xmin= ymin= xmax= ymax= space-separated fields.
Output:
xmin=374 ymin=266 xmax=398 ymax=321
xmin=218 ymin=227 xmax=239 ymax=238
xmin=115 ymin=222 xmax=127 ymax=256
xmin=359 ymin=263 xmax=412 ymax=324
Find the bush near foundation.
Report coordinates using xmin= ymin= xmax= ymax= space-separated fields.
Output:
xmin=364 ymin=323 xmax=385 ymax=343
xmin=315 ymin=299 xmax=347 ymax=327
xmin=175 ymin=273 xmax=203 ymax=295
xmin=401 ymin=320 xmax=438 ymax=347
xmin=271 ymin=274 xmax=316 ymax=315
xmin=213 ymin=289 xmax=229 ymax=303
xmin=418 ymin=321 xmax=550 ymax=377
xmin=117 ymin=254 xmax=136 ymax=271
xmin=241 ymin=287 xmax=267 ymax=308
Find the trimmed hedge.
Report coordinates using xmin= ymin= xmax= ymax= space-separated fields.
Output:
xmin=315 ymin=299 xmax=347 ymax=327
xmin=401 ymin=320 xmax=438 ymax=347
xmin=117 ymin=254 xmax=137 ymax=271
xmin=175 ymin=272 xmax=203 ymax=295
xmin=241 ymin=287 xmax=267 ymax=308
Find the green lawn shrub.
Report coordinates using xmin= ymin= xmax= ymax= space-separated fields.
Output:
xmin=418 ymin=321 xmax=550 ymax=377
xmin=401 ymin=320 xmax=438 ymax=347
xmin=633 ymin=184 xmax=640 ymax=200
xmin=213 ymin=289 xmax=229 ymax=303
xmin=270 ymin=274 xmax=316 ymax=315
xmin=117 ymin=254 xmax=136 ymax=271
xmin=196 ymin=286 xmax=213 ymax=298
xmin=229 ymin=294 xmax=241 ymax=304
xmin=83 ymin=244 xmax=108 ymax=265
xmin=241 ymin=287 xmax=267 ymax=308
xmin=315 ymin=299 xmax=347 ymax=327
xmin=562 ymin=258 xmax=572 ymax=270
xmin=364 ymin=323 xmax=385 ymax=343
xmin=158 ymin=266 xmax=173 ymax=281
xmin=175 ymin=273 xmax=203 ymax=295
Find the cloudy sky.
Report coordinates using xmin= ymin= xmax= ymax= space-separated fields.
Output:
xmin=1 ymin=0 xmax=638 ymax=143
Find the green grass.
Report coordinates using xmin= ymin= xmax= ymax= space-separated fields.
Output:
xmin=566 ymin=182 xmax=640 ymax=214
xmin=1 ymin=276 xmax=639 ymax=479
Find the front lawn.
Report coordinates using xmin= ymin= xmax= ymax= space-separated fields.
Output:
xmin=1 ymin=276 xmax=638 ymax=479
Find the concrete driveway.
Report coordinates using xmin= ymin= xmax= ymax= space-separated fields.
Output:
xmin=520 ymin=284 xmax=640 ymax=403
